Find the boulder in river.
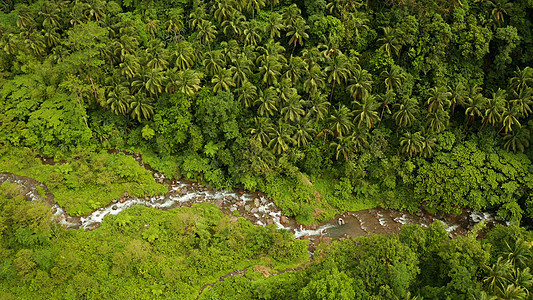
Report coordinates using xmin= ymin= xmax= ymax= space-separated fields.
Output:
xmin=112 ymin=205 xmax=117 ymax=210
xmin=254 ymin=198 xmax=260 ymax=207
xmin=280 ymin=216 xmax=289 ymax=225
xmin=244 ymin=205 xmax=251 ymax=212
xmin=236 ymin=201 xmax=243 ymax=207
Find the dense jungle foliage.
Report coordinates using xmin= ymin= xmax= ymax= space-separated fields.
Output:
xmin=1 ymin=0 xmax=533 ymax=222
xmin=3 ymin=181 xmax=533 ymax=299
xmin=2 ymin=0 xmax=533 ymax=298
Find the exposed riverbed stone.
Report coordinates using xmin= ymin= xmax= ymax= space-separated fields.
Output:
xmin=281 ymin=216 xmax=289 ymax=225
xmin=254 ymin=198 xmax=260 ymax=207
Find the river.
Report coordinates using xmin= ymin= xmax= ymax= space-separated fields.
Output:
xmin=0 ymin=168 xmax=501 ymax=243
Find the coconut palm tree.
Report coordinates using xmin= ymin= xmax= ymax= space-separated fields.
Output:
xmin=212 ymin=68 xmax=235 ymax=93
xmin=175 ymin=69 xmax=203 ymax=99
xmin=129 ymin=93 xmax=154 ymax=122
xmin=172 ymin=40 xmax=196 ymax=70
xmin=509 ymin=67 xmax=533 ymax=94
xmin=284 ymin=56 xmax=308 ymax=85
xmin=426 ymin=86 xmax=451 ymax=113
xmin=426 ymin=109 xmax=450 ymax=133
xmin=304 ymin=65 xmax=326 ymax=98
xmin=393 ymin=98 xmax=419 ymax=128
xmin=258 ymin=54 xmax=283 ymax=87
xmin=281 ymin=92 xmax=306 ymax=122
xmin=325 ymin=54 xmax=351 ymax=101
xmin=484 ymin=257 xmax=513 ymax=295
xmin=482 ymin=89 xmax=506 ymax=129
xmin=348 ymin=65 xmax=373 ymax=101
xmin=307 ymin=93 xmax=331 ymax=123
xmin=256 ymin=87 xmax=279 ymax=117
xmin=329 ymin=104 xmax=353 ymax=137
xmin=266 ymin=12 xmax=285 ymax=39
xmin=106 ymin=84 xmax=132 ymax=116
xmin=268 ymin=121 xmax=295 ymax=154
xmin=286 ymin=18 xmax=309 ymax=54
xmin=464 ymin=93 xmax=487 ymax=125
xmin=292 ymin=118 xmax=316 ymax=148
xmin=378 ymin=27 xmax=401 ymax=58
xmin=353 ymin=94 xmax=380 ymax=129
xmin=382 ymin=65 xmax=406 ymax=92
xmin=238 ymin=80 xmax=258 ymax=108
xmin=248 ymin=117 xmax=274 ymax=146
xmin=400 ymin=131 xmax=423 ymax=157
xmin=504 ymin=127 xmax=530 ymax=153
xmin=449 ymin=81 xmax=467 ymax=115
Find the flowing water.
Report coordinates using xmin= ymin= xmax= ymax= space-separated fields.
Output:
xmin=0 ymin=171 xmax=501 ymax=240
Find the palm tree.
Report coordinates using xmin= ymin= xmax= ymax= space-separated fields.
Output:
xmin=500 ymin=101 xmax=522 ymax=134
xmin=238 ymin=80 xmax=257 ymax=108
xmin=189 ymin=5 xmax=207 ymax=31
xmin=484 ymin=257 xmax=513 ymax=295
xmin=258 ymin=54 xmax=283 ymax=87
xmin=420 ymin=133 xmax=437 ymax=158
xmin=331 ymin=135 xmax=354 ymax=161
xmin=246 ymin=0 xmax=265 ymax=19
xmin=266 ymin=13 xmax=285 ymax=39
xmin=353 ymin=94 xmax=380 ymax=129
xmin=509 ymin=67 xmax=533 ymax=94
xmin=325 ymin=54 xmax=351 ymax=101
xmin=146 ymin=40 xmax=169 ymax=70
xmin=255 ymin=87 xmax=279 ymax=117
xmin=175 ymin=69 xmax=203 ymax=99
xmin=230 ymin=55 xmax=253 ymax=89
xmin=286 ymin=18 xmax=309 ymax=54
xmin=268 ymin=122 xmax=295 ymax=154
xmin=197 ymin=19 xmax=217 ymax=50
xmin=425 ymin=110 xmax=449 ymax=133
xmin=283 ymin=4 xmax=301 ymax=28
xmin=400 ymin=131 xmax=423 ymax=157
xmin=503 ymin=239 xmax=532 ymax=269
xmin=393 ymin=98 xmax=419 ymax=128
xmin=281 ymin=92 xmax=306 ymax=122
xmin=129 ymin=93 xmax=154 ymax=122
xmin=382 ymin=65 xmax=405 ymax=92
xmin=307 ymin=93 xmax=331 ymax=123
xmin=488 ymin=0 xmax=513 ymax=26
xmin=243 ymin=20 xmax=263 ymax=47
xmin=292 ymin=118 xmax=316 ymax=148
xmin=132 ymin=68 xmax=166 ymax=97
xmin=106 ymin=84 xmax=132 ymax=116
xmin=426 ymin=86 xmax=451 ymax=113
xmin=284 ymin=56 xmax=308 ymax=85
xmin=504 ymin=128 xmax=530 ymax=153
xmin=377 ymin=90 xmax=396 ymax=123
xmin=449 ymin=82 xmax=467 ymax=115
xmin=329 ymin=104 xmax=353 ymax=137
xmin=222 ymin=14 xmax=246 ymax=39
xmin=346 ymin=11 xmax=370 ymax=38
xmin=348 ymin=65 xmax=373 ymax=101
xmin=464 ymin=93 xmax=487 ymax=125
xmin=510 ymin=88 xmax=533 ymax=117
xmin=378 ymin=27 xmax=401 ymax=58
xmin=204 ymin=50 xmax=226 ymax=76
xmin=248 ymin=117 xmax=274 ymax=146
xmin=304 ymin=65 xmax=326 ymax=98
xmin=498 ymin=284 xmax=527 ymax=300
xmin=172 ymin=41 xmax=196 ymax=70
xmin=16 ymin=5 xmax=35 ymax=30
xmin=145 ymin=18 xmax=160 ymax=37
xmin=482 ymin=89 xmax=506 ymax=129
xmin=39 ymin=2 xmax=61 ymax=29
xmin=214 ymin=0 xmax=236 ymax=24
xmin=119 ymin=54 xmax=140 ymax=80
xmin=350 ymin=128 xmax=370 ymax=153
xmin=212 ymin=68 xmax=236 ymax=93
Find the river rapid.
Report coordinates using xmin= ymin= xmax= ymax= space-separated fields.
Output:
xmin=0 ymin=157 xmax=501 ymax=242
